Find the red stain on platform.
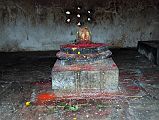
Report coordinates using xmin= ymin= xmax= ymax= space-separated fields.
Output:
xmin=31 ymin=81 xmax=51 ymax=86
xmin=33 ymin=91 xmax=126 ymax=106
xmin=61 ymin=43 xmax=110 ymax=49
xmin=36 ymin=93 xmax=56 ymax=104
xmin=112 ymin=63 xmax=117 ymax=67
xmin=127 ymin=86 xmax=141 ymax=91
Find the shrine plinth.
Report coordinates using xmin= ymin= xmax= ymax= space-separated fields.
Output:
xmin=52 ymin=58 xmax=119 ymax=97
xmin=51 ymin=27 xmax=119 ymax=97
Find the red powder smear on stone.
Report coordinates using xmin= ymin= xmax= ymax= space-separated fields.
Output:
xmin=127 ymin=86 xmax=141 ymax=91
xmin=112 ymin=64 xmax=117 ymax=67
xmin=31 ymin=81 xmax=51 ymax=86
xmin=61 ymin=43 xmax=110 ymax=49
xmin=37 ymin=93 xmax=56 ymax=104
xmin=34 ymin=92 xmax=125 ymax=106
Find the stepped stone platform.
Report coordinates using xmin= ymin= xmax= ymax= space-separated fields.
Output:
xmin=51 ymin=58 xmax=119 ymax=97
xmin=137 ymin=40 xmax=159 ymax=65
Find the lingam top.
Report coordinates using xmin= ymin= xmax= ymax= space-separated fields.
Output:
xmin=77 ymin=26 xmax=91 ymax=44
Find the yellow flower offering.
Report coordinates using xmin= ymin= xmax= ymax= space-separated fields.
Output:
xmin=25 ymin=101 xmax=31 ymax=107
xmin=77 ymin=51 xmax=80 ymax=54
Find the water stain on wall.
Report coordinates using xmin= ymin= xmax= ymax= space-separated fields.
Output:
xmin=0 ymin=0 xmax=158 ymax=51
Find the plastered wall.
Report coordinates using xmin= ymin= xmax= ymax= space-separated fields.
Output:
xmin=0 ymin=0 xmax=159 ymax=51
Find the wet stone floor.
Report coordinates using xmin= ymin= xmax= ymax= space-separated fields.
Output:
xmin=0 ymin=49 xmax=159 ymax=120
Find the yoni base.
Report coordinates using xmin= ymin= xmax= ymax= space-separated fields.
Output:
xmin=51 ymin=58 xmax=119 ymax=97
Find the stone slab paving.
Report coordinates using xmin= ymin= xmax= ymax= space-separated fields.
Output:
xmin=0 ymin=49 xmax=159 ymax=120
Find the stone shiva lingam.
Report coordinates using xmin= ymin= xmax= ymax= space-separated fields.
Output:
xmin=51 ymin=26 xmax=119 ymax=97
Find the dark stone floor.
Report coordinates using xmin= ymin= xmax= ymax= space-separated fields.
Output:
xmin=0 ymin=48 xmax=159 ymax=120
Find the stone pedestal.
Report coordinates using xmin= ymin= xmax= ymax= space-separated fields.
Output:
xmin=52 ymin=58 xmax=119 ymax=97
